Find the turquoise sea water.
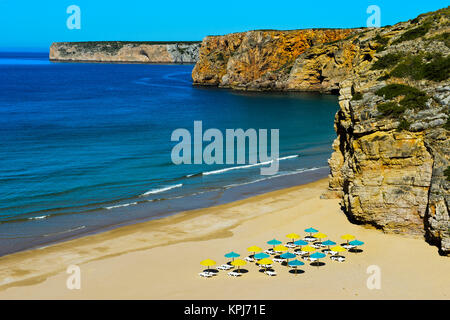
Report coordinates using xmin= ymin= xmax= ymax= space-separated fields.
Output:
xmin=0 ymin=52 xmax=339 ymax=255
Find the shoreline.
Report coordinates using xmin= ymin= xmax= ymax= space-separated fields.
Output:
xmin=0 ymin=178 xmax=448 ymax=299
xmin=0 ymin=167 xmax=329 ymax=258
xmin=0 ymin=178 xmax=329 ymax=291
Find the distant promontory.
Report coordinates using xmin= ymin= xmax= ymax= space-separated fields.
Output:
xmin=49 ymin=41 xmax=201 ymax=64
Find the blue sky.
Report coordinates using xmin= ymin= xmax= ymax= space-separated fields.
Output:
xmin=0 ymin=0 xmax=448 ymax=51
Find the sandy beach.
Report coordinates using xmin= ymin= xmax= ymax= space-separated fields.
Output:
xmin=0 ymin=178 xmax=448 ymax=300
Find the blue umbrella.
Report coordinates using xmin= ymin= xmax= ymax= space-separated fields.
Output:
xmin=280 ymin=252 xmax=296 ymax=266
xmin=310 ymin=252 xmax=326 ymax=266
xmin=267 ymin=239 xmax=282 ymax=248
xmin=304 ymin=227 xmax=318 ymax=233
xmin=322 ymin=240 xmax=337 ymax=249
xmin=288 ymin=259 xmax=305 ymax=267
xmin=280 ymin=252 xmax=296 ymax=259
xmin=310 ymin=252 xmax=326 ymax=259
xmin=304 ymin=227 xmax=318 ymax=237
xmin=349 ymin=240 xmax=364 ymax=246
xmin=224 ymin=251 xmax=240 ymax=261
xmin=294 ymin=239 xmax=308 ymax=246
xmin=288 ymin=259 xmax=305 ymax=275
xmin=254 ymin=252 xmax=270 ymax=260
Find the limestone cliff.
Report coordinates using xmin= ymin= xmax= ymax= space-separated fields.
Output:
xmin=192 ymin=7 xmax=450 ymax=255
xmin=50 ymin=41 xmax=201 ymax=63
xmin=192 ymin=29 xmax=359 ymax=89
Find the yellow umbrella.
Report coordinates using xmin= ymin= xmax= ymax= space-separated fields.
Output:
xmin=258 ymin=258 xmax=274 ymax=272
xmin=273 ymin=245 xmax=288 ymax=252
xmin=330 ymin=245 xmax=347 ymax=255
xmin=301 ymin=245 xmax=315 ymax=252
xmin=231 ymin=259 xmax=247 ymax=274
xmin=341 ymin=234 xmax=356 ymax=244
xmin=247 ymin=245 xmax=262 ymax=257
xmin=314 ymin=232 xmax=327 ymax=240
xmin=200 ymin=259 xmax=216 ymax=272
xmin=247 ymin=245 xmax=262 ymax=252
xmin=200 ymin=259 xmax=216 ymax=267
xmin=286 ymin=233 xmax=300 ymax=242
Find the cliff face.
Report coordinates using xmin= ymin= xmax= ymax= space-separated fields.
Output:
xmin=50 ymin=41 xmax=201 ymax=63
xmin=192 ymin=29 xmax=358 ymax=90
xmin=192 ymin=7 xmax=450 ymax=255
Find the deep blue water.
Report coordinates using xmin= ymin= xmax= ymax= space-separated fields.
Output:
xmin=0 ymin=52 xmax=339 ymax=255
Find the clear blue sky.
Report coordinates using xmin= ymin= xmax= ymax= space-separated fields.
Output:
xmin=1 ymin=0 xmax=448 ymax=51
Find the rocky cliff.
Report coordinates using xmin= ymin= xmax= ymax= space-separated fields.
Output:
xmin=192 ymin=29 xmax=359 ymax=90
xmin=50 ymin=41 xmax=201 ymax=63
xmin=192 ymin=7 xmax=450 ymax=255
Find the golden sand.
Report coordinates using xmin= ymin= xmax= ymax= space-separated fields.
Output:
xmin=0 ymin=179 xmax=448 ymax=299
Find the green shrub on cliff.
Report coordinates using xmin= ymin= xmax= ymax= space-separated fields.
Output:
xmin=390 ymin=53 xmax=450 ymax=82
xmin=429 ymin=32 xmax=450 ymax=48
xmin=351 ymin=92 xmax=363 ymax=100
xmin=397 ymin=119 xmax=411 ymax=131
xmin=398 ymin=90 xmax=428 ymax=110
xmin=374 ymin=34 xmax=390 ymax=52
xmin=421 ymin=54 xmax=450 ymax=81
xmin=444 ymin=117 xmax=450 ymax=130
xmin=377 ymin=74 xmax=390 ymax=81
xmin=376 ymin=84 xmax=428 ymax=111
xmin=390 ymin=55 xmax=425 ymax=80
xmin=392 ymin=19 xmax=432 ymax=44
xmin=377 ymin=102 xmax=406 ymax=117
xmin=444 ymin=166 xmax=450 ymax=182
xmin=371 ymin=53 xmax=403 ymax=70
xmin=375 ymin=84 xmax=422 ymax=99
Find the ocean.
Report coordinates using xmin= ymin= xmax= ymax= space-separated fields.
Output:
xmin=0 ymin=52 xmax=339 ymax=256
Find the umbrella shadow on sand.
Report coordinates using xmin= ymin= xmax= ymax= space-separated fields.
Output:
xmin=234 ymin=268 xmax=249 ymax=274
xmin=348 ymin=248 xmax=364 ymax=253
xmin=288 ymin=269 xmax=305 ymax=275
xmin=310 ymin=261 xmax=326 ymax=267
xmin=258 ymin=268 xmax=275 ymax=273
xmin=203 ymin=268 xmax=219 ymax=274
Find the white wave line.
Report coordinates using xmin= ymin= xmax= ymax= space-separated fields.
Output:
xmin=140 ymin=183 xmax=183 ymax=196
xmin=105 ymin=202 xmax=138 ymax=210
xmin=202 ymin=155 xmax=299 ymax=176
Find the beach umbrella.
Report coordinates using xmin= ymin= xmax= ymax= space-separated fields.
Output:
xmin=267 ymin=239 xmax=282 ymax=250
xmin=288 ymin=259 xmax=305 ymax=274
xmin=247 ymin=245 xmax=262 ymax=256
xmin=280 ymin=252 xmax=296 ymax=265
xmin=254 ymin=252 xmax=270 ymax=260
xmin=258 ymin=258 xmax=274 ymax=272
xmin=301 ymin=245 xmax=316 ymax=253
xmin=273 ymin=245 xmax=288 ymax=253
xmin=224 ymin=251 xmax=240 ymax=262
xmin=293 ymin=239 xmax=308 ymax=250
xmin=314 ymin=232 xmax=327 ymax=240
xmin=322 ymin=240 xmax=336 ymax=249
xmin=341 ymin=234 xmax=356 ymax=244
xmin=231 ymin=259 xmax=247 ymax=273
xmin=349 ymin=240 xmax=365 ymax=252
xmin=304 ymin=227 xmax=318 ymax=236
xmin=349 ymin=240 xmax=365 ymax=246
xmin=310 ymin=252 xmax=326 ymax=266
xmin=200 ymin=259 xmax=216 ymax=272
xmin=286 ymin=233 xmax=300 ymax=243
xmin=330 ymin=245 xmax=347 ymax=255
